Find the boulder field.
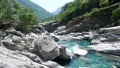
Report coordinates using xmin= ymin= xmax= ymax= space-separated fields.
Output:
xmin=1 ymin=24 xmax=120 ymax=68
xmin=0 ymin=27 xmax=71 ymax=68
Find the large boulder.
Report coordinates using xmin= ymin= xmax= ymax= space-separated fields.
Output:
xmin=55 ymin=46 xmax=71 ymax=60
xmin=42 ymin=21 xmax=61 ymax=32
xmin=32 ymin=25 xmax=47 ymax=34
xmin=33 ymin=35 xmax=60 ymax=60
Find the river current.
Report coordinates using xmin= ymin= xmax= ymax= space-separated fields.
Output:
xmin=58 ymin=40 xmax=120 ymax=68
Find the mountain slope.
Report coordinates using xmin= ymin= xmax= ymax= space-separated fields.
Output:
xmin=0 ymin=0 xmax=38 ymax=31
xmin=50 ymin=0 xmax=120 ymax=24
xmin=16 ymin=0 xmax=53 ymax=21
xmin=52 ymin=7 xmax=62 ymax=15
xmin=55 ymin=2 xmax=120 ymax=34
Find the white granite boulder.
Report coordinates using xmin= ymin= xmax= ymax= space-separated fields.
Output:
xmin=33 ymin=35 xmax=60 ymax=60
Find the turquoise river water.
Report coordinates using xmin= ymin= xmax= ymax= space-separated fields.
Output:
xmin=58 ymin=40 xmax=120 ymax=68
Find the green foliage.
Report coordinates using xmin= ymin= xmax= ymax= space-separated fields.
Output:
xmin=111 ymin=7 xmax=120 ymax=24
xmin=91 ymin=8 xmax=100 ymax=16
xmin=109 ymin=0 xmax=120 ymax=4
xmin=48 ymin=0 xmax=120 ymax=24
xmin=16 ymin=7 xmax=38 ymax=31
xmin=49 ymin=0 xmax=100 ymax=23
xmin=100 ymin=0 xmax=109 ymax=7
xmin=83 ymin=8 xmax=100 ymax=17
xmin=16 ymin=0 xmax=53 ymax=22
xmin=95 ymin=24 xmax=100 ymax=29
xmin=0 ymin=0 xmax=38 ymax=32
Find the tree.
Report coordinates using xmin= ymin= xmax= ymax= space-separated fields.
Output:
xmin=0 ymin=0 xmax=38 ymax=32
xmin=111 ymin=7 xmax=120 ymax=25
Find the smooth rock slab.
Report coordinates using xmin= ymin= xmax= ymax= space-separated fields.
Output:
xmin=0 ymin=46 xmax=49 ymax=68
xmin=72 ymin=45 xmax=88 ymax=56
xmin=89 ymin=42 xmax=120 ymax=56
xmin=99 ymin=26 xmax=120 ymax=33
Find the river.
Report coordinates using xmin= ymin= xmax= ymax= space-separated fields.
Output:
xmin=57 ymin=40 xmax=120 ymax=68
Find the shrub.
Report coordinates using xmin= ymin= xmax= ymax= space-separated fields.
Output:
xmin=16 ymin=7 xmax=38 ymax=31
xmin=100 ymin=0 xmax=109 ymax=7
xmin=111 ymin=7 xmax=120 ymax=24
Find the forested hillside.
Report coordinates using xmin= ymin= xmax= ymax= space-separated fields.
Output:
xmin=0 ymin=0 xmax=38 ymax=32
xmin=17 ymin=0 xmax=53 ymax=21
xmin=49 ymin=0 xmax=120 ymax=24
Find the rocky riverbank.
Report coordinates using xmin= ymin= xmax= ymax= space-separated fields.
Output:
xmin=0 ymin=27 xmax=72 ymax=68
xmin=50 ymin=24 xmax=120 ymax=56
xmin=1 ymin=24 xmax=120 ymax=68
xmin=89 ymin=25 xmax=120 ymax=56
